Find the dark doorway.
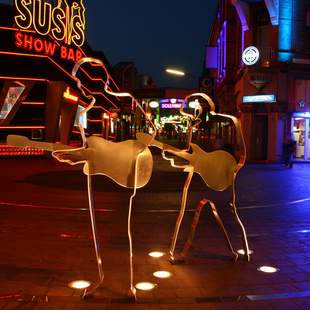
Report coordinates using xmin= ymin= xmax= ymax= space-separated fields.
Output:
xmin=251 ymin=114 xmax=268 ymax=160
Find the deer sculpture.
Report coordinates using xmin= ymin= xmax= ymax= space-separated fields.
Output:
xmin=7 ymin=57 xmax=157 ymax=300
xmin=137 ymin=92 xmax=251 ymax=262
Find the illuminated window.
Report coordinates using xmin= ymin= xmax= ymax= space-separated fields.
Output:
xmin=0 ymin=85 xmax=25 ymax=119
xmin=74 ymin=105 xmax=87 ymax=129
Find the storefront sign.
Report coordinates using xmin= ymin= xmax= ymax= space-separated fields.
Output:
xmin=243 ymin=94 xmax=276 ymax=103
xmin=242 ymin=46 xmax=260 ymax=66
xmin=14 ymin=0 xmax=85 ymax=62
xmin=161 ymin=103 xmax=182 ymax=109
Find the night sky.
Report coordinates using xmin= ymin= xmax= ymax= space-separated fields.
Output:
xmin=0 ymin=0 xmax=218 ymax=88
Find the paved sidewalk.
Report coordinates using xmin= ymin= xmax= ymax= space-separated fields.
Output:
xmin=0 ymin=152 xmax=309 ymax=309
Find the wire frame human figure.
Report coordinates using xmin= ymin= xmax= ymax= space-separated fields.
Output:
xmin=137 ymin=92 xmax=250 ymax=262
xmin=7 ymin=57 xmax=157 ymax=299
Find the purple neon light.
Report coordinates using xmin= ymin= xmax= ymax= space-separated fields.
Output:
xmin=217 ymin=20 xmax=227 ymax=82
xmin=159 ymin=99 xmax=184 ymax=104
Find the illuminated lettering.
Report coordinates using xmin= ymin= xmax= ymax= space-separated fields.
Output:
xmin=14 ymin=0 xmax=86 ymax=47
xmin=60 ymin=45 xmax=81 ymax=62
xmin=75 ymin=50 xmax=83 ymax=62
xmin=15 ymin=31 xmax=23 ymax=47
xmin=14 ymin=0 xmax=32 ymax=29
xmin=23 ymin=33 xmax=33 ymax=50
xmin=33 ymin=37 xmax=44 ymax=52
xmin=63 ymin=87 xmax=78 ymax=103
xmin=44 ymin=40 xmax=57 ymax=55
xmin=67 ymin=48 xmax=75 ymax=61
xmin=33 ymin=0 xmax=52 ymax=35
xmin=60 ymin=45 xmax=67 ymax=59
xmin=52 ymin=5 xmax=66 ymax=41
xmin=15 ymin=32 xmax=58 ymax=57
xmin=70 ymin=2 xmax=85 ymax=47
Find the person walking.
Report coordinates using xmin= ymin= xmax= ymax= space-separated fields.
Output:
xmin=283 ymin=136 xmax=296 ymax=168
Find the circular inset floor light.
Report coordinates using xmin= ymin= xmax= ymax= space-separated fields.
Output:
xmin=257 ymin=266 xmax=279 ymax=273
xmin=237 ymin=249 xmax=254 ymax=255
xmin=153 ymin=271 xmax=171 ymax=279
xmin=68 ymin=280 xmax=91 ymax=290
xmin=148 ymin=251 xmax=165 ymax=258
xmin=135 ymin=282 xmax=156 ymax=291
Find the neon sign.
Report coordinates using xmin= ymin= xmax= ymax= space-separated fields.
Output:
xmin=63 ymin=86 xmax=78 ymax=103
xmin=14 ymin=0 xmax=86 ymax=47
xmin=243 ymin=94 xmax=276 ymax=103
xmin=161 ymin=103 xmax=182 ymax=109
xmin=15 ymin=32 xmax=83 ymax=61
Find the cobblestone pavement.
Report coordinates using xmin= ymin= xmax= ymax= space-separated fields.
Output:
xmin=0 ymin=150 xmax=309 ymax=309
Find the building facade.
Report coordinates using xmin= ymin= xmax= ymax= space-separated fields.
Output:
xmin=0 ymin=1 xmax=123 ymax=156
xmin=205 ymin=0 xmax=310 ymax=162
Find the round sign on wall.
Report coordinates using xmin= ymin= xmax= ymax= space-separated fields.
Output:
xmin=242 ymin=46 xmax=260 ymax=66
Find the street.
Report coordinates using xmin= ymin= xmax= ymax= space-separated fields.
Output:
xmin=0 ymin=150 xmax=309 ymax=309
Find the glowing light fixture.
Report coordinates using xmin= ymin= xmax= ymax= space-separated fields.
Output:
xmin=63 ymin=87 xmax=78 ymax=103
xmin=165 ymin=68 xmax=185 ymax=76
xmin=237 ymin=249 xmax=253 ymax=255
xmin=135 ymin=282 xmax=156 ymax=291
xmin=242 ymin=46 xmax=260 ymax=65
xmin=189 ymin=99 xmax=200 ymax=109
xmin=153 ymin=271 xmax=171 ymax=279
xmin=149 ymin=101 xmax=159 ymax=108
xmin=148 ymin=251 xmax=165 ymax=258
xmin=68 ymin=280 xmax=91 ymax=289
xmin=243 ymin=94 xmax=276 ymax=103
xmin=258 ymin=266 xmax=279 ymax=273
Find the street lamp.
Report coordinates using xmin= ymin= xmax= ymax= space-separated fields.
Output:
xmin=165 ymin=67 xmax=199 ymax=84
xmin=165 ymin=68 xmax=186 ymax=76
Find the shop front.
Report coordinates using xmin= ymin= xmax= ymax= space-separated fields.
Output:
xmin=291 ymin=112 xmax=310 ymax=161
xmin=0 ymin=1 xmax=121 ymax=155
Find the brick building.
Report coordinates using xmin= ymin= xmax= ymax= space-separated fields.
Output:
xmin=205 ymin=0 xmax=310 ymax=162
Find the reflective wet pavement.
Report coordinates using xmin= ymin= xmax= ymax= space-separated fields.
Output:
xmin=0 ymin=152 xmax=309 ymax=309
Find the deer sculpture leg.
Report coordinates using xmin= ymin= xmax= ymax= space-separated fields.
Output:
xmin=229 ymin=174 xmax=250 ymax=261
xmin=82 ymin=174 xmax=104 ymax=299
xmin=169 ymin=169 xmax=194 ymax=263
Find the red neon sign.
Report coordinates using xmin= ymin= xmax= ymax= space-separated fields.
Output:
xmin=15 ymin=32 xmax=83 ymax=62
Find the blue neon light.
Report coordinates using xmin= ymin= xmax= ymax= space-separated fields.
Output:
xmin=243 ymin=94 xmax=276 ymax=103
xmin=278 ymin=0 xmax=293 ymax=62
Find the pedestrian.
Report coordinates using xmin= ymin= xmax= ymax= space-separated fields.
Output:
xmin=283 ymin=136 xmax=296 ymax=168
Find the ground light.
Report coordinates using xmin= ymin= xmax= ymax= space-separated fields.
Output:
xmin=257 ymin=266 xmax=279 ymax=273
xmin=135 ymin=282 xmax=156 ymax=291
xmin=148 ymin=251 xmax=165 ymax=258
xmin=68 ymin=280 xmax=91 ymax=290
xmin=153 ymin=271 xmax=171 ymax=279
xmin=237 ymin=249 xmax=254 ymax=255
